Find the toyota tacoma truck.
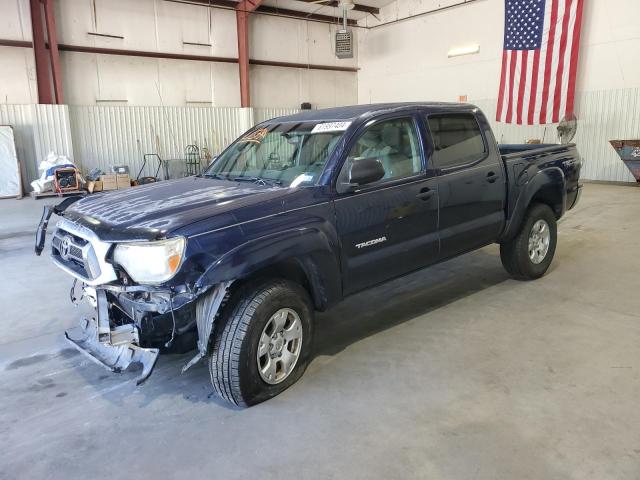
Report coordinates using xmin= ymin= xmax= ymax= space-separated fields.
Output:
xmin=35 ymin=103 xmax=582 ymax=407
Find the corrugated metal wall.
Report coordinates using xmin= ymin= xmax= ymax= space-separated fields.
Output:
xmin=68 ymin=106 xmax=256 ymax=179
xmin=3 ymin=92 xmax=638 ymax=186
xmin=254 ymin=108 xmax=301 ymax=124
xmin=0 ymin=104 xmax=74 ymax=186
xmin=473 ymin=88 xmax=640 ymax=183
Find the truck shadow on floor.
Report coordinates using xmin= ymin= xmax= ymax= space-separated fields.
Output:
xmin=62 ymin=247 xmax=511 ymax=408
xmin=313 ymin=247 xmax=510 ymax=358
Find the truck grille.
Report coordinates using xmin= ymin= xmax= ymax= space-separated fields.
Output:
xmin=52 ymin=226 xmax=101 ymax=280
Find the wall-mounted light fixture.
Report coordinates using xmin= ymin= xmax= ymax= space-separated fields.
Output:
xmin=447 ymin=44 xmax=480 ymax=58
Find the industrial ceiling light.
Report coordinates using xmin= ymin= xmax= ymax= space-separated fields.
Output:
xmin=341 ymin=0 xmax=356 ymax=10
xmin=447 ymin=44 xmax=480 ymax=58
xmin=309 ymin=0 xmax=355 ymax=10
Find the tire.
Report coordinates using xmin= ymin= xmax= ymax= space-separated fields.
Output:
xmin=500 ymin=203 xmax=557 ymax=280
xmin=208 ymin=278 xmax=314 ymax=407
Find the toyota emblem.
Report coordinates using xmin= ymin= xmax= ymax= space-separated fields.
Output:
xmin=59 ymin=235 xmax=72 ymax=260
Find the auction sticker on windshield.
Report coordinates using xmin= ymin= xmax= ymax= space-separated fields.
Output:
xmin=311 ymin=122 xmax=351 ymax=133
xmin=239 ymin=128 xmax=269 ymax=143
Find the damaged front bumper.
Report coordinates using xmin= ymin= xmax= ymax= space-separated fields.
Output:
xmin=63 ymin=281 xmax=232 ymax=385
xmin=65 ymin=289 xmax=160 ymax=385
xmin=37 ymin=203 xmax=234 ymax=386
xmin=65 ymin=317 xmax=160 ymax=386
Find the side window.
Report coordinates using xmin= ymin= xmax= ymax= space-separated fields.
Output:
xmin=427 ymin=114 xmax=486 ymax=169
xmin=341 ymin=117 xmax=422 ymax=184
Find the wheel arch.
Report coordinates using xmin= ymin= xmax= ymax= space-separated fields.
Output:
xmin=500 ymin=167 xmax=566 ymax=241
xmin=194 ymin=227 xmax=342 ymax=312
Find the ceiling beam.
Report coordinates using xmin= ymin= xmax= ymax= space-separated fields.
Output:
xmin=257 ymin=4 xmax=357 ymax=25
xmin=165 ymin=0 xmax=357 ymax=26
xmin=293 ymin=0 xmax=379 ymax=15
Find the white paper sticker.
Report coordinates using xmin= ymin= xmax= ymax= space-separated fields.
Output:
xmin=311 ymin=122 xmax=352 ymax=133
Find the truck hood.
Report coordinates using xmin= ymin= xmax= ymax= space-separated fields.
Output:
xmin=64 ymin=177 xmax=288 ymax=241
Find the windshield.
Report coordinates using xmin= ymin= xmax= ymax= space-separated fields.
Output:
xmin=202 ymin=121 xmax=348 ymax=187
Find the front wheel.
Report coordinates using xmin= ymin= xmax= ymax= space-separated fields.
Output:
xmin=500 ymin=203 xmax=558 ymax=280
xmin=208 ymin=279 xmax=313 ymax=407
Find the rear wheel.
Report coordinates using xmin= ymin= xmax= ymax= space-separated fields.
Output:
xmin=208 ymin=279 xmax=313 ymax=407
xmin=500 ymin=203 xmax=557 ymax=280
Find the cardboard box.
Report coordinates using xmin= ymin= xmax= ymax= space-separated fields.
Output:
xmin=116 ymin=174 xmax=131 ymax=189
xmin=101 ymin=174 xmax=117 ymax=191
xmin=87 ymin=180 xmax=103 ymax=193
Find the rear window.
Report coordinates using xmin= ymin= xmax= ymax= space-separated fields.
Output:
xmin=427 ymin=114 xmax=486 ymax=169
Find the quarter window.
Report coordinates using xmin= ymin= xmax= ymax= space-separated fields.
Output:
xmin=427 ymin=114 xmax=486 ymax=169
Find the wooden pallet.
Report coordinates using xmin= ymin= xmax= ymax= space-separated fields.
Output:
xmin=30 ymin=190 xmax=86 ymax=200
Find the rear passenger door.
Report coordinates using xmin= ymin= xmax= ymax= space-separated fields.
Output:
xmin=426 ymin=112 xmax=505 ymax=259
xmin=334 ymin=115 xmax=440 ymax=295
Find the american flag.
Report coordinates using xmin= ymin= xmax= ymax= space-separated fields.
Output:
xmin=496 ymin=0 xmax=584 ymax=125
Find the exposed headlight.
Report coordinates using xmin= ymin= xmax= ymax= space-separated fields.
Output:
xmin=113 ymin=237 xmax=186 ymax=284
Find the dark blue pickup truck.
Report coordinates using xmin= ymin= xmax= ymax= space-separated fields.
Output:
xmin=36 ymin=103 xmax=582 ymax=407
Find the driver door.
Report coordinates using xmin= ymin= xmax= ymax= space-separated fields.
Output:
xmin=333 ymin=116 xmax=440 ymax=295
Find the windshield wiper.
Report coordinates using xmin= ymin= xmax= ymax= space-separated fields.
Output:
xmin=200 ymin=172 xmax=232 ymax=181
xmin=232 ymin=176 xmax=283 ymax=187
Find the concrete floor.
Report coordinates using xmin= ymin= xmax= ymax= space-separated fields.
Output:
xmin=0 ymin=184 xmax=639 ymax=479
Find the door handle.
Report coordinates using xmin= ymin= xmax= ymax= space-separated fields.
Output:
xmin=486 ymin=171 xmax=499 ymax=183
xmin=416 ymin=188 xmax=435 ymax=201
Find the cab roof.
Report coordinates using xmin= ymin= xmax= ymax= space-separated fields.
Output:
xmin=267 ymin=102 xmax=480 ymax=124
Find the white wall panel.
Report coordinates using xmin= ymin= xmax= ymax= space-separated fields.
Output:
xmin=251 ymin=65 xmax=357 ymax=109
xmin=61 ymin=52 xmax=242 ymax=107
xmin=93 ymin=0 xmax=158 ymax=51
xmin=49 ymin=0 xmax=356 ymax=108
xmin=0 ymin=47 xmax=38 ymax=104
xmin=472 ymin=89 xmax=640 ymax=183
xmin=0 ymin=0 xmax=31 ymax=41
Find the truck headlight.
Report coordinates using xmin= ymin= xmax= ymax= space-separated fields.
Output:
xmin=113 ymin=237 xmax=185 ymax=284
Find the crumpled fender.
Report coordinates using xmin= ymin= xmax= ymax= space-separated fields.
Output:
xmin=500 ymin=166 xmax=566 ymax=241
xmin=194 ymin=226 xmax=341 ymax=310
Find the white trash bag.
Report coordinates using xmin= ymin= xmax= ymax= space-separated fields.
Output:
xmin=30 ymin=152 xmax=76 ymax=194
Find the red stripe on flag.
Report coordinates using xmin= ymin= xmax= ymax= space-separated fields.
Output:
xmin=540 ymin=0 xmax=559 ymax=124
xmin=517 ymin=50 xmax=529 ymax=125
xmin=527 ymin=49 xmax=541 ymax=125
xmin=566 ymin=0 xmax=584 ymax=118
xmin=552 ymin=0 xmax=572 ymax=123
xmin=505 ymin=51 xmax=517 ymax=124
xmin=496 ymin=51 xmax=508 ymax=121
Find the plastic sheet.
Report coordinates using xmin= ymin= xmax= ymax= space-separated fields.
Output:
xmin=0 ymin=126 xmax=20 ymax=198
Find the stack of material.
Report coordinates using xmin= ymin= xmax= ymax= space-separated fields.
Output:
xmin=30 ymin=151 xmax=82 ymax=195
xmin=0 ymin=126 xmax=21 ymax=199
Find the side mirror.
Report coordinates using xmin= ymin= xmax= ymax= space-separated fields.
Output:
xmin=348 ymin=157 xmax=385 ymax=186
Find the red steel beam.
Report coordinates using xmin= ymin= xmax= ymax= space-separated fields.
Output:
xmin=0 ymin=39 xmax=33 ymax=48
xmin=236 ymin=0 xmax=263 ymax=107
xmin=29 ymin=0 xmax=53 ymax=104
xmin=0 ymin=39 xmax=359 ymax=72
xmin=43 ymin=0 xmax=63 ymax=103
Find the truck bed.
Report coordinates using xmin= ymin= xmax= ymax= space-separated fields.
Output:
xmin=498 ymin=143 xmax=561 ymax=156
xmin=498 ymin=142 xmax=582 ymax=241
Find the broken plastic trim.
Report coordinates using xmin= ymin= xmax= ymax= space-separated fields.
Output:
xmin=35 ymin=196 xmax=83 ymax=256
xmin=181 ymin=281 xmax=232 ymax=373
xmin=65 ymin=316 xmax=160 ymax=386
